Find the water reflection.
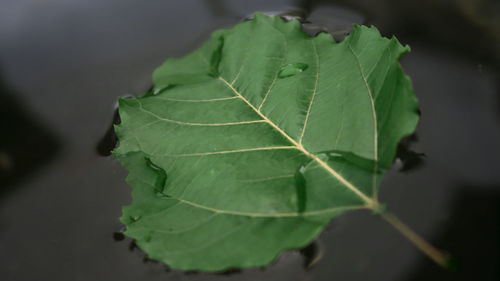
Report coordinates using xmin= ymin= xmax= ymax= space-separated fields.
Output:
xmin=395 ymin=134 xmax=426 ymax=172
xmin=405 ymin=186 xmax=500 ymax=281
xmin=299 ymin=240 xmax=324 ymax=269
xmin=0 ymin=68 xmax=60 ymax=198
xmin=95 ymin=107 xmax=120 ymax=157
xmin=95 ymin=95 xmax=134 ymax=156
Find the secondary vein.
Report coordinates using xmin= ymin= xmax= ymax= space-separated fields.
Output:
xmin=137 ymin=99 xmax=265 ymax=126
xmin=162 ymin=146 xmax=297 ymax=157
xmin=348 ymin=43 xmax=379 ymax=198
xmin=176 ymin=196 xmax=364 ymax=217
xmin=347 ymin=43 xmax=378 ymax=161
xmin=299 ymin=39 xmax=320 ymax=144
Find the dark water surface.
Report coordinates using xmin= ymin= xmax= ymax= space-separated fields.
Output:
xmin=1 ymin=1 xmax=499 ymax=280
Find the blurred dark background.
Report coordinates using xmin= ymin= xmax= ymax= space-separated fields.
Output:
xmin=0 ymin=1 xmax=499 ymax=280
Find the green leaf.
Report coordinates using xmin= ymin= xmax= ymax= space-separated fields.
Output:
xmin=113 ymin=13 xmax=419 ymax=271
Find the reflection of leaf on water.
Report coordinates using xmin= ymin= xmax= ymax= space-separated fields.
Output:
xmin=113 ymin=13 xmax=447 ymax=271
xmin=0 ymin=71 xmax=60 ymax=194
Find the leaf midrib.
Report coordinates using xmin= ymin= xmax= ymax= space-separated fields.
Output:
xmin=217 ymin=76 xmax=375 ymax=207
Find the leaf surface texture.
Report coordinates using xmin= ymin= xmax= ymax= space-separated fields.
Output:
xmin=114 ymin=13 xmax=419 ymax=271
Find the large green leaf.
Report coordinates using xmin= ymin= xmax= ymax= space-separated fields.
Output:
xmin=113 ymin=13 xmax=419 ymax=271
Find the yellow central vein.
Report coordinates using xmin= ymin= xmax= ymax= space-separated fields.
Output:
xmin=299 ymin=40 xmax=320 ymax=145
xmin=218 ymin=76 xmax=375 ymax=206
xmin=163 ymin=146 xmax=296 ymax=157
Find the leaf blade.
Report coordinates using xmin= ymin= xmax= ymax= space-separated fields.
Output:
xmin=114 ymin=13 xmax=419 ymax=271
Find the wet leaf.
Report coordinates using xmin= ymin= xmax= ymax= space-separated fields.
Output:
xmin=113 ymin=13 xmax=419 ymax=271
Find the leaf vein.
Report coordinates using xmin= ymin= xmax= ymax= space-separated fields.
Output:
xmin=137 ymin=99 xmax=264 ymax=127
xmin=239 ymin=174 xmax=295 ymax=183
xmin=299 ymin=39 xmax=320 ymax=145
xmin=347 ymin=43 xmax=378 ymax=161
xmin=155 ymin=96 xmax=239 ymax=103
xmin=217 ymin=76 xmax=375 ymax=206
xmin=161 ymin=146 xmax=297 ymax=157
